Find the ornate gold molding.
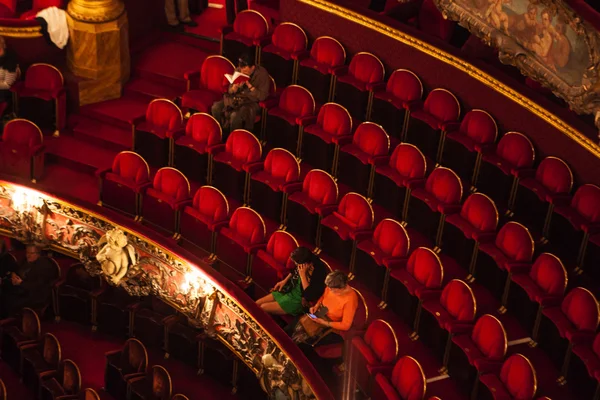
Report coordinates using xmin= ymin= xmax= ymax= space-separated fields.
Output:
xmin=297 ymin=0 xmax=600 ymax=155
xmin=67 ymin=0 xmax=125 ymax=23
xmin=0 ymin=25 xmax=42 ymax=38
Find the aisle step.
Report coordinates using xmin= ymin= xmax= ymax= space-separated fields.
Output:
xmin=45 ymin=135 xmax=117 ymax=175
xmin=69 ymin=114 xmax=132 ymax=152
xmin=79 ymin=95 xmax=148 ymax=130
xmin=124 ymin=77 xmax=183 ymax=102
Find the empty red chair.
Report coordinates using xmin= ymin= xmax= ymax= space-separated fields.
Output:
xmin=220 ymin=10 xmax=270 ymax=65
xmin=19 ymin=0 xmax=63 ymax=19
xmin=370 ymin=69 xmax=423 ymax=141
xmin=210 ymin=129 xmax=262 ymax=204
xmin=387 ymin=247 xmax=444 ymax=329
xmin=11 ymin=63 xmax=66 ymax=134
xmin=283 ymin=169 xmax=338 ymax=245
xmin=297 ymin=36 xmax=346 ymax=105
xmin=439 ymin=109 xmax=497 ymax=187
xmin=373 ymin=143 xmax=427 ymax=219
xmin=474 ymin=221 xmax=534 ymax=303
xmin=417 ymin=279 xmax=476 ymax=365
xmin=535 ymin=287 xmax=599 ymax=373
xmin=215 ymin=207 xmax=266 ymax=277
xmin=477 ymin=354 xmax=537 ymax=400
xmin=97 ymin=151 xmax=151 ymax=218
xmin=511 ymin=156 xmax=573 ymax=239
xmin=354 ymin=218 xmax=410 ymax=302
xmin=0 ymin=0 xmax=15 ymax=17
xmin=248 ymin=148 xmax=300 ymax=223
xmin=404 ymin=88 xmax=460 ymax=164
xmin=182 ymin=56 xmax=234 ymax=115
xmin=440 ymin=192 xmax=498 ymax=274
xmin=350 ymin=320 xmax=398 ymax=396
xmin=319 ymin=192 xmax=374 ymax=267
xmin=567 ymin=332 xmax=600 ymax=399
xmin=371 ymin=356 xmax=426 ymax=400
xmin=172 ymin=112 xmax=222 ymax=185
xmin=548 ymin=184 xmax=600 ymax=270
xmin=405 ymin=166 xmax=463 ymax=245
xmin=260 ymin=22 xmax=308 ymax=87
xmin=474 ymin=131 xmax=535 ymax=211
xmin=179 ymin=186 xmax=229 ymax=253
xmin=132 ymin=99 xmax=184 ymax=168
xmin=300 ymin=102 xmax=353 ymax=174
xmin=0 ymin=119 xmax=44 ymax=182
xmin=448 ymin=315 xmax=507 ymax=396
xmin=264 ymin=85 xmax=315 ymax=156
xmin=336 ymin=122 xmax=390 ymax=197
xmin=333 ymin=52 xmax=385 ymax=120
xmin=142 ymin=167 xmax=191 ymax=234
xmin=251 ymin=230 xmax=298 ymax=292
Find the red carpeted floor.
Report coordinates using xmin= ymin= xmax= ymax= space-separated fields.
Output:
xmin=187 ymin=6 xmax=227 ymax=39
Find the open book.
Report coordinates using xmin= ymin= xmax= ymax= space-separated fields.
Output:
xmin=224 ymin=71 xmax=250 ymax=84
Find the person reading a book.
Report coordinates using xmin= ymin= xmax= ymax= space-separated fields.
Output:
xmin=211 ymin=52 xmax=270 ymax=137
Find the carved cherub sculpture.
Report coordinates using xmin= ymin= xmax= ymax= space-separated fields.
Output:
xmin=96 ymin=228 xmax=137 ymax=285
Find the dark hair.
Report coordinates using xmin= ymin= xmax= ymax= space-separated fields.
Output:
xmin=237 ymin=53 xmax=255 ymax=68
xmin=290 ymin=247 xmax=315 ymax=265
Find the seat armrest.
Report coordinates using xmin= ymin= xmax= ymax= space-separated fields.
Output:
xmin=368 ymin=363 xmax=395 ymax=377
xmin=383 ymin=257 xmax=407 ymax=271
xmin=54 ymin=278 xmax=67 ymax=289
xmin=244 ymin=161 xmax=263 ymax=174
xmin=259 ymin=97 xmax=279 ymax=109
xmin=370 ymin=82 xmax=387 ymax=92
xmin=127 ymin=302 xmax=144 ymax=312
xmin=333 ymin=136 xmax=352 ymax=146
xmin=162 ymin=314 xmax=180 ymax=325
xmin=91 ymin=286 xmax=107 ymax=299
xmin=406 ymin=179 xmax=425 ymax=189
xmin=282 ymin=182 xmax=303 ymax=194
xmin=247 ymin=243 xmax=267 ymax=253
xmin=129 ymin=115 xmax=145 ymax=127
xmin=513 ymin=168 xmax=536 ymax=179
xmin=332 ymin=65 xmax=349 ymax=76
xmin=505 ymin=262 xmax=531 ymax=274
xmin=403 ymin=99 xmax=422 ymax=111
xmin=301 ymin=116 xmax=318 ymax=126
xmin=135 ymin=182 xmax=152 ymax=194
xmin=51 ymin=87 xmax=65 ymax=98
xmin=31 ymin=144 xmax=45 ymax=156
xmin=441 ymin=121 xmax=461 ymax=132
xmin=291 ymin=50 xmax=310 ymax=61
xmin=569 ymin=331 xmax=595 ymax=345
xmin=447 ymin=321 xmax=474 ymax=334
xmin=438 ymin=203 xmax=461 ymax=215
xmin=219 ymin=25 xmax=233 ymax=35
xmin=95 ymin=166 xmax=112 ymax=178
xmin=124 ymin=372 xmax=147 ymax=381
xmin=9 ymin=81 xmax=24 ymax=93
xmin=315 ymin=204 xmax=337 ymax=217
xmin=418 ymin=288 xmax=442 ymax=302
xmin=39 ymin=370 xmax=57 ymax=380
xmin=473 ymin=231 xmax=496 ymax=243
xmin=212 ymin=220 xmax=229 ymax=232
xmin=127 ymin=375 xmax=147 ymax=385
xmin=183 ymin=69 xmax=200 ymax=82
xmin=546 ymin=193 xmax=571 ymax=206
xmin=350 ymin=229 xmax=373 ymax=242
xmin=174 ymin=199 xmax=193 ymax=211
xmin=474 ymin=143 xmax=495 ymax=154
xmin=474 ymin=359 xmax=503 ymax=375
xmin=206 ymin=143 xmax=223 ymax=153
xmin=583 ymin=222 xmax=600 ymax=235
xmin=19 ymin=343 xmax=38 ymax=351
xmin=105 ymin=349 xmax=122 ymax=358
xmin=366 ymin=81 xmax=385 ymax=91
xmin=254 ymin=35 xmax=271 ymax=47
xmin=370 ymin=155 xmax=389 ymax=166
xmin=167 ymin=128 xmax=186 ymax=140
xmin=0 ymin=317 xmax=17 ymax=327
xmin=208 ymin=144 xmax=226 ymax=155
xmin=538 ymin=295 xmax=562 ymax=308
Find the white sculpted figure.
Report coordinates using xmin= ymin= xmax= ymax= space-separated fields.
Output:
xmin=96 ymin=228 xmax=137 ymax=285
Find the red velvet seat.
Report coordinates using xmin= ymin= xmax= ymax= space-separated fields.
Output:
xmin=440 ymin=192 xmax=498 ymax=274
xmin=333 ymin=52 xmax=385 ymax=120
xmin=19 ymin=0 xmax=63 ymax=19
xmin=283 ymin=169 xmax=338 ymax=245
xmin=447 ymin=314 xmax=507 ymax=397
xmin=220 ymin=10 xmax=270 ymax=65
xmin=477 ymin=354 xmax=537 ymax=400
xmin=251 ymin=230 xmax=298 ymax=292
xmin=510 ymin=157 xmax=573 ymax=240
xmin=248 ymin=148 xmax=300 ymax=223
xmin=129 ymin=297 xmax=178 ymax=349
xmin=417 ymin=279 xmax=476 ymax=366
xmin=210 ymin=129 xmax=262 ymax=204
xmin=474 ymin=221 xmax=534 ymax=303
xmin=173 ymin=112 xmax=222 ymax=185
xmin=0 ymin=119 xmax=44 ymax=182
xmin=11 ymin=63 xmax=66 ymax=134
xmin=387 ymin=247 xmax=444 ymax=330
xmin=535 ymin=287 xmax=599 ymax=373
xmin=97 ymin=151 xmax=151 ymax=218
xmin=104 ymin=339 xmax=148 ymax=400
xmin=128 ymin=365 xmax=172 ymax=400
xmin=215 ymin=207 xmax=266 ymax=278
xmin=405 ymin=166 xmax=463 ymax=245
xmin=567 ymin=332 xmax=600 ymax=399
xmin=260 ymin=22 xmax=308 ymax=87
xmin=39 ymin=359 xmax=81 ymax=400
xmin=0 ymin=0 xmax=15 ymax=17
xmin=373 ymin=143 xmax=427 ymax=219
xmin=370 ymin=69 xmax=423 ymax=141
xmin=20 ymin=332 xmax=61 ymax=396
xmin=264 ymin=85 xmax=315 ymax=156
xmin=297 ymin=36 xmax=346 ymax=105
xmin=132 ymin=99 xmax=184 ymax=168
xmin=300 ymin=102 xmax=353 ymax=174
xmin=474 ymin=131 xmax=535 ymax=212
xmin=507 ymin=252 xmax=567 ymax=336
xmin=336 ymin=122 xmax=390 ymax=197
xmin=0 ymin=308 xmax=41 ymax=373
xmin=439 ymin=109 xmax=497 ymax=188
xmin=142 ymin=168 xmax=191 ymax=235
xmin=371 ymin=356 xmax=426 ymax=400
xmin=353 ymin=218 xmax=409 ymax=303
xmin=350 ymin=319 xmax=398 ymax=397
xmin=179 ymin=186 xmax=229 ymax=254
xmin=319 ymin=192 xmax=374 ymax=267
xmin=55 ymin=262 xmax=104 ymax=326
xmin=404 ymin=88 xmax=460 ymax=164
xmin=182 ymin=56 xmax=234 ymax=115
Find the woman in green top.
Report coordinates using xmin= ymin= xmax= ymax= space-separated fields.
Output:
xmin=256 ymin=247 xmax=327 ymax=316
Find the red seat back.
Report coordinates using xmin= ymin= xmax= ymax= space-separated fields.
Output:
xmin=351 ymin=288 xmax=369 ymax=331
xmin=146 ymin=99 xmax=183 ymax=131
xmin=425 ymin=167 xmax=463 ymax=205
xmin=271 ymin=22 xmax=307 ymax=53
xmin=263 ymin=148 xmax=300 ymax=183
xmin=406 ymin=247 xmax=443 ymax=289
xmin=459 ymin=193 xmax=498 ymax=232
xmin=336 ymin=193 xmax=374 ymax=230
xmin=471 ymin=314 xmax=507 ymax=360
xmin=302 ymin=169 xmax=338 ymax=205
xmin=278 ymin=85 xmax=315 ymax=118
xmin=440 ymin=279 xmax=476 ymax=322
xmin=390 ymin=356 xmax=426 ymax=400
xmin=111 ymin=151 xmax=150 ymax=185
xmin=265 ymin=230 xmax=298 ymax=265
xmin=191 ymin=186 xmax=229 ymax=222
xmin=495 ymin=132 xmax=535 ymax=169
xmin=417 ymin=0 xmax=455 ymax=41
xmin=534 ymin=157 xmax=573 ymax=195
xmin=386 ymin=69 xmax=422 ymax=102
xmin=388 ymin=144 xmax=427 ymax=180
xmin=309 ymin=36 xmax=346 ymax=68
xmin=371 ymin=219 xmax=409 ymax=258
xmin=348 ymin=52 xmax=385 ymax=84
xmin=364 ymin=320 xmax=398 ymax=364
xmin=228 ymin=207 xmax=266 ymax=244
xmin=529 ymin=253 xmax=567 ymax=297
xmin=570 ymin=184 xmax=600 ymax=223
xmin=500 ymin=354 xmax=537 ymax=399
xmin=2 ymin=119 xmax=42 ymax=148
xmin=233 ymin=10 xmax=269 ymax=39
xmin=24 ymin=63 xmax=63 ymax=91
xmin=153 ymin=168 xmax=190 ymax=202
xmin=316 ymin=103 xmax=352 ymax=137
xmin=225 ymin=129 xmax=262 ymax=164
xmin=561 ymin=287 xmax=599 ymax=332
xmin=200 ymin=56 xmax=234 ymax=93
xmin=423 ymin=89 xmax=460 ymax=123
xmin=459 ymin=110 xmax=497 ymax=145
xmin=185 ymin=113 xmax=222 ymax=145
xmin=0 ymin=0 xmax=16 ymax=13
xmin=33 ymin=0 xmax=63 ymax=9
xmin=352 ymin=122 xmax=389 ymax=158
xmin=494 ymin=222 xmax=534 ymax=262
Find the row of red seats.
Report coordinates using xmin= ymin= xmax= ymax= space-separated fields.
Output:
xmin=0 ymin=0 xmax=63 ymax=19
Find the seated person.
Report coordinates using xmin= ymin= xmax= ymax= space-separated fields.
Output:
xmin=256 ymin=247 xmax=327 ymax=316
xmin=211 ymin=53 xmax=270 ymax=138
xmin=0 ymin=237 xmax=17 ymax=295
xmin=165 ymin=0 xmax=198 ymax=29
xmin=0 ymin=245 xmax=55 ymax=318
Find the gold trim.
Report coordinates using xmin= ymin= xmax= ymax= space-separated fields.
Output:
xmin=117 ymin=151 xmax=151 ymax=181
xmin=22 ymin=307 xmax=41 ymax=338
xmin=543 ymin=156 xmax=574 ymax=193
xmin=278 ymin=22 xmax=309 ymax=49
xmin=415 ymin=247 xmax=444 ymax=288
xmin=307 ymin=169 xmax=339 ymax=201
xmin=320 ymin=102 xmax=353 ymax=133
xmin=502 ymin=131 xmax=535 ymax=164
xmin=189 ymin=112 xmax=224 ymax=142
xmin=4 ymin=119 xmax=43 ymax=144
xmin=448 ymin=279 xmax=476 ymax=319
xmin=172 ymin=395 xmax=190 ymax=400
xmin=396 ymin=143 xmax=427 ymax=177
xmin=313 ymin=36 xmax=346 ymax=63
xmin=44 ymin=332 xmax=62 ymax=366
xmin=204 ymin=55 xmax=236 ymax=70
xmin=481 ymin=314 xmax=508 ymax=357
xmin=273 ymin=230 xmax=300 ymax=249
xmin=356 ymin=121 xmax=390 ymax=153
xmin=200 ymin=185 xmax=230 ymax=217
xmin=148 ymin=99 xmax=183 ymax=125
xmin=125 ymin=338 xmax=149 ymax=371
xmin=380 ymin=218 xmax=410 ymax=257
xmin=513 ymin=354 xmax=537 ymax=398
xmin=0 ymin=25 xmax=42 ymax=38
xmin=152 ymin=365 xmax=172 ymax=397
xmin=344 ymin=192 xmax=374 ymax=229
xmin=270 ymin=147 xmax=301 ymax=179
xmin=63 ymin=359 xmax=82 ymax=392
xmin=231 ymin=129 xmax=263 ymax=159
xmin=503 ymin=221 xmax=534 ymax=261
xmin=539 ymin=252 xmax=568 ymax=294
xmin=574 ymin=287 xmax=600 ymax=328
xmin=156 ymin=167 xmax=191 ymax=197
xmin=430 ymin=88 xmax=460 ymax=120
xmin=470 ymin=192 xmax=499 ymax=229
xmin=471 ymin=109 xmax=498 ymax=143
xmin=401 ymin=355 xmax=426 ymax=398
xmin=375 ymin=319 xmax=399 ymax=359
xmin=353 ymin=52 xmax=385 ymax=82
xmin=29 ymin=63 xmax=64 ymax=86
xmin=286 ymin=85 xmax=316 ymax=115
xmin=0 ymin=375 xmax=6 ymax=398
xmin=434 ymin=166 xmax=464 ymax=202
xmin=237 ymin=10 xmax=270 ymax=35
xmin=236 ymin=206 xmax=267 ymax=239
xmin=393 ymin=69 xmax=423 ymax=99
xmin=352 ymin=287 xmax=369 ymax=327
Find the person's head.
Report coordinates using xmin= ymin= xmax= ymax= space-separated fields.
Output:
xmin=325 ymin=270 xmax=350 ymax=294
xmin=527 ymin=4 xmax=537 ymax=17
xmin=541 ymin=9 xmax=552 ymax=28
xmin=25 ymin=245 xmax=41 ymax=263
xmin=237 ymin=53 xmax=256 ymax=76
xmin=290 ymin=247 xmax=314 ymax=267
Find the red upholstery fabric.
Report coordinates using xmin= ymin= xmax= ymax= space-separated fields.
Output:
xmin=288 ymin=169 xmax=338 ymax=214
xmin=264 ymin=22 xmax=307 ymax=55
xmin=301 ymin=36 xmax=346 ymax=73
xmin=361 ymin=320 xmax=397 ymax=364
xmin=146 ymin=168 xmax=190 ymax=206
xmin=376 ymin=69 xmax=422 ymax=106
xmin=251 ymin=148 xmax=300 ymax=191
xmin=572 ymin=332 xmax=600 ymax=378
xmin=520 ymin=157 xmax=573 ymax=200
xmin=176 ymin=113 xmax=222 ymax=153
xmin=375 ymin=143 xmax=427 ymax=187
xmin=498 ymin=354 xmax=537 ymax=399
xmin=321 ymin=192 xmax=373 ymax=241
xmin=2 ymin=119 xmax=42 ymax=148
xmin=438 ymin=279 xmax=476 ymax=323
xmin=445 ymin=193 xmax=498 ymax=237
xmin=558 ymin=288 xmax=599 ymax=333
xmin=269 ymin=85 xmax=315 ymax=125
xmin=19 ymin=0 xmax=62 ymax=19
xmin=357 ymin=219 xmax=409 ymax=266
xmin=338 ymin=52 xmax=385 ymax=89
xmin=447 ymin=109 xmax=497 ymax=151
xmin=389 ymin=356 xmax=426 ymax=400
xmin=214 ymin=129 xmax=262 ymax=171
xmin=304 ymin=102 xmax=352 ymax=142
xmin=341 ymin=122 xmax=389 ymax=164
xmin=232 ymin=10 xmax=269 ymax=40
xmin=221 ymin=207 xmax=266 ymax=248
xmin=485 ymin=132 xmax=535 ymax=174
xmin=109 ymin=151 xmax=150 ymax=186
xmin=416 ymin=0 xmax=455 ymax=42
xmin=183 ymin=186 xmax=229 ymax=229
xmin=0 ymin=119 xmax=43 ymax=179
xmin=511 ymin=253 xmax=567 ymax=303
xmin=562 ymin=184 xmax=600 ymax=226
xmin=23 ymin=63 xmax=63 ymax=92
xmin=255 ymin=230 xmax=298 ymax=275
xmin=404 ymin=247 xmax=443 ymax=292
xmin=469 ymin=314 xmax=507 ymax=360
xmin=0 ymin=0 xmax=15 ymax=14
xmin=412 ymin=167 xmax=463 ymax=211
xmin=182 ymin=56 xmax=233 ymax=112
xmin=479 ymin=221 xmax=534 ymax=270
xmin=144 ymin=99 xmax=183 ymax=132
xmin=412 ymin=88 xmax=460 ymax=128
